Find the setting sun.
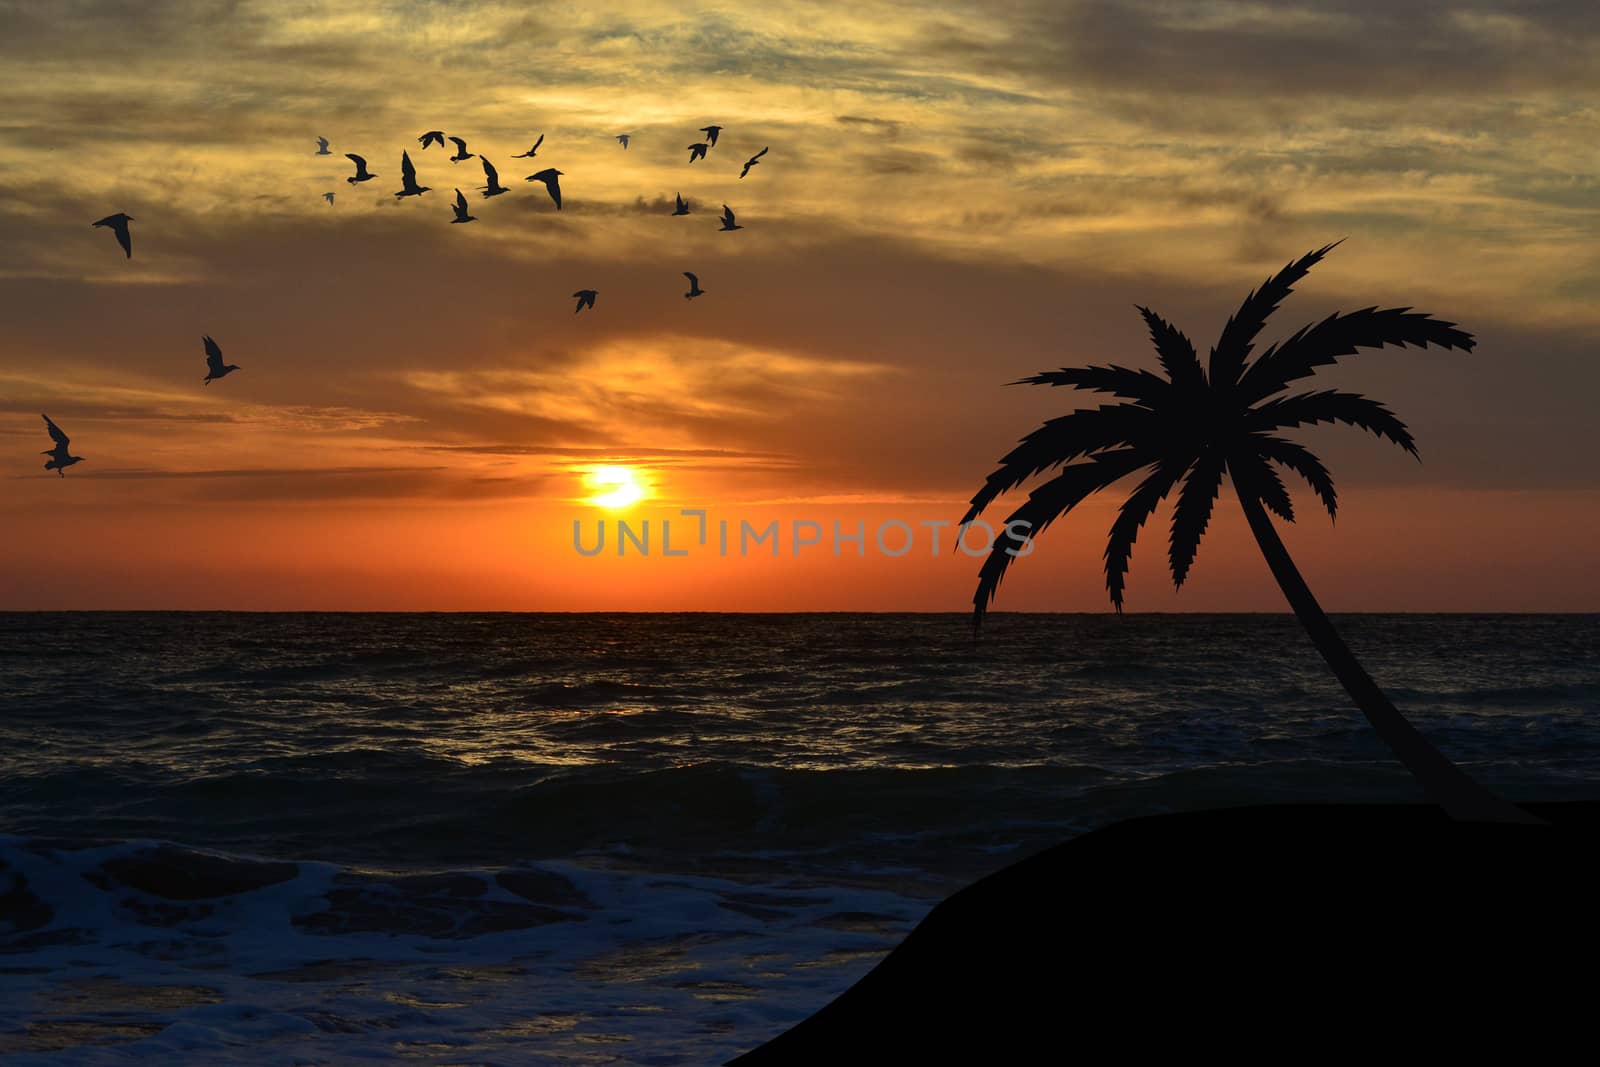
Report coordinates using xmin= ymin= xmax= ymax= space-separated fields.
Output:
xmin=585 ymin=465 xmax=647 ymax=509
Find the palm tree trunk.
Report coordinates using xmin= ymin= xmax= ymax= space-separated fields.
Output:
xmin=1233 ymin=482 xmax=1541 ymax=824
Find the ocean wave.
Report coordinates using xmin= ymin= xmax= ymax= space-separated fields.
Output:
xmin=0 ymin=833 xmax=921 ymax=1064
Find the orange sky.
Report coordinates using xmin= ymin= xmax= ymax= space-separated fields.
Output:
xmin=1 ymin=1 xmax=1597 ymax=611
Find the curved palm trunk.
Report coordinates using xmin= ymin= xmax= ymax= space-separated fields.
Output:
xmin=1233 ymin=482 xmax=1541 ymax=824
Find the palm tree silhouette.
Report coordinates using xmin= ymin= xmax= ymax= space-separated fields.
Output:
xmin=963 ymin=242 xmax=1538 ymax=824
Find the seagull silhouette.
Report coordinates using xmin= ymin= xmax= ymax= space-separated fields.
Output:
xmin=40 ymin=414 xmax=83 ymax=477
xmin=672 ymin=192 xmax=689 ymax=215
xmin=683 ymin=272 xmax=704 ymax=299
xmin=450 ymin=189 xmax=476 ymax=224
xmin=719 ymin=204 xmax=742 ymax=231
xmin=395 ymin=150 xmax=430 ymax=198
xmin=315 ymin=136 xmax=331 ymax=155
xmin=480 ymin=158 xmax=508 ymax=198
xmin=687 ymin=142 xmax=708 ymax=163
xmin=739 ymin=146 xmax=768 ymax=179
xmin=448 ymin=136 xmax=475 ymax=162
xmin=202 ymin=335 xmax=240 ymax=385
xmin=345 ymin=153 xmax=376 ymax=183
xmin=419 ymin=130 xmax=446 ymax=149
xmin=700 ymin=125 xmax=722 ymax=147
xmin=512 ymin=134 xmax=544 ymax=158
xmin=323 ymin=191 xmax=335 ymax=205
xmin=573 ymin=289 xmax=597 ymax=313
xmin=525 ymin=168 xmax=563 ymax=209
xmin=91 ymin=213 xmax=134 ymax=258
xmin=617 ymin=134 xmax=630 ymax=149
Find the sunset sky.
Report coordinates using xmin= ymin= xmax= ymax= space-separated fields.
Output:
xmin=1 ymin=0 xmax=1596 ymax=611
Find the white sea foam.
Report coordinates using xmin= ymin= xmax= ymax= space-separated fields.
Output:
xmin=0 ymin=835 xmax=929 ymax=1063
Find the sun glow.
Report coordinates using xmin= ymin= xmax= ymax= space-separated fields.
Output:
xmin=585 ymin=465 xmax=647 ymax=509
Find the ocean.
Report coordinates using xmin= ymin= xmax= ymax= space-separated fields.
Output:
xmin=1 ymin=612 xmax=1596 ymax=1063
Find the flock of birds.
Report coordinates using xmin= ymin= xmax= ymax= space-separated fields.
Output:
xmin=55 ymin=123 xmax=772 ymax=477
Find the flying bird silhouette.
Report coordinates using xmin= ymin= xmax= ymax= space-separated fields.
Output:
xmin=448 ymin=136 xmax=475 ymax=162
xmin=739 ymin=146 xmax=768 ymax=179
xmin=672 ymin=192 xmax=689 ymax=215
xmin=202 ymin=335 xmax=240 ymax=385
xmin=718 ymin=204 xmax=742 ymax=231
xmin=700 ymin=125 xmax=722 ymax=147
xmin=91 ymin=213 xmax=134 ymax=258
xmin=525 ymin=168 xmax=563 ymax=209
xmin=450 ymin=189 xmax=477 ymax=224
xmin=315 ymin=136 xmax=331 ymax=155
xmin=40 ymin=414 xmax=83 ymax=477
xmin=572 ymin=289 xmax=597 ymax=314
xmin=479 ymin=157 xmax=508 ymax=198
xmin=419 ymin=130 xmax=445 ymax=149
xmin=345 ymin=153 xmax=376 ymax=183
xmin=512 ymin=134 xmax=544 ymax=158
xmin=323 ymin=191 xmax=335 ymax=205
xmin=617 ymin=134 xmax=630 ymax=149
xmin=395 ymin=150 xmax=430 ymax=198
xmin=687 ymin=142 xmax=708 ymax=163
xmin=683 ymin=272 xmax=704 ymax=299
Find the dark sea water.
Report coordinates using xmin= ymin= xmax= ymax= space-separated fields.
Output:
xmin=1 ymin=612 xmax=1596 ymax=1063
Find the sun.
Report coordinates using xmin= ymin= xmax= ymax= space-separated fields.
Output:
xmin=585 ymin=465 xmax=647 ymax=509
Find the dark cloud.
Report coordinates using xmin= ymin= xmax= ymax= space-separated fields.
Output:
xmin=0 ymin=403 xmax=235 ymax=424
xmin=835 ymin=115 xmax=903 ymax=137
xmin=423 ymin=444 xmax=791 ymax=461
xmin=924 ymin=1 xmax=1600 ymax=101
xmin=28 ymin=464 xmax=551 ymax=502
xmin=60 ymin=465 xmax=444 ymax=481
xmin=860 ymin=149 xmax=942 ymax=175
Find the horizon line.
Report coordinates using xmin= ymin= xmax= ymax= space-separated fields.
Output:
xmin=3 ymin=608 xmax=1596 ymax=616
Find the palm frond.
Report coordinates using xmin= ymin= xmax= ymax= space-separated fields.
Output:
xmin=961 ymin=403 xmax=1156 ymax=525
xmin=1246 ymin=390 xmax=1416 ymax=456
xmin=1228 ymin=451 xmax=1294 ymax=523
xmin=1208 ymin=242 xmax=1341 ymax=389
xmin=1236 ymin=306 xmax=1475 ymax=403
xmin=1252 ymin=434 xmax=1338 ymax=521
xmin=1011 ymin=364 xmax=1171 ymax=406
xmin=1137 ymin=306 xmax=1205 ymax=390
xmin=971 ymin=451 xmax=1145 ymax=627
xmin=1103 ymin=457 xmax=1190 ymax=612
xmin=1168 ymin=449 xmax=1226 ymax=589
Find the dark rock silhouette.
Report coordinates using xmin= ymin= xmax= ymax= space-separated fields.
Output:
xmin=40 ymin=414 xmax=83 ymax=477
xmin=91 ymin=213 xmax=133 ymax=258
xmin=729 ymin=803 xmax=1591 ymax=1063
xmin=962 ymin=242 xmax=1532 ymax=824
xmin=201 ymin=335 xmax=239 ymax=385
xmin=99 ymin=844 xmax=296 ymax=899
